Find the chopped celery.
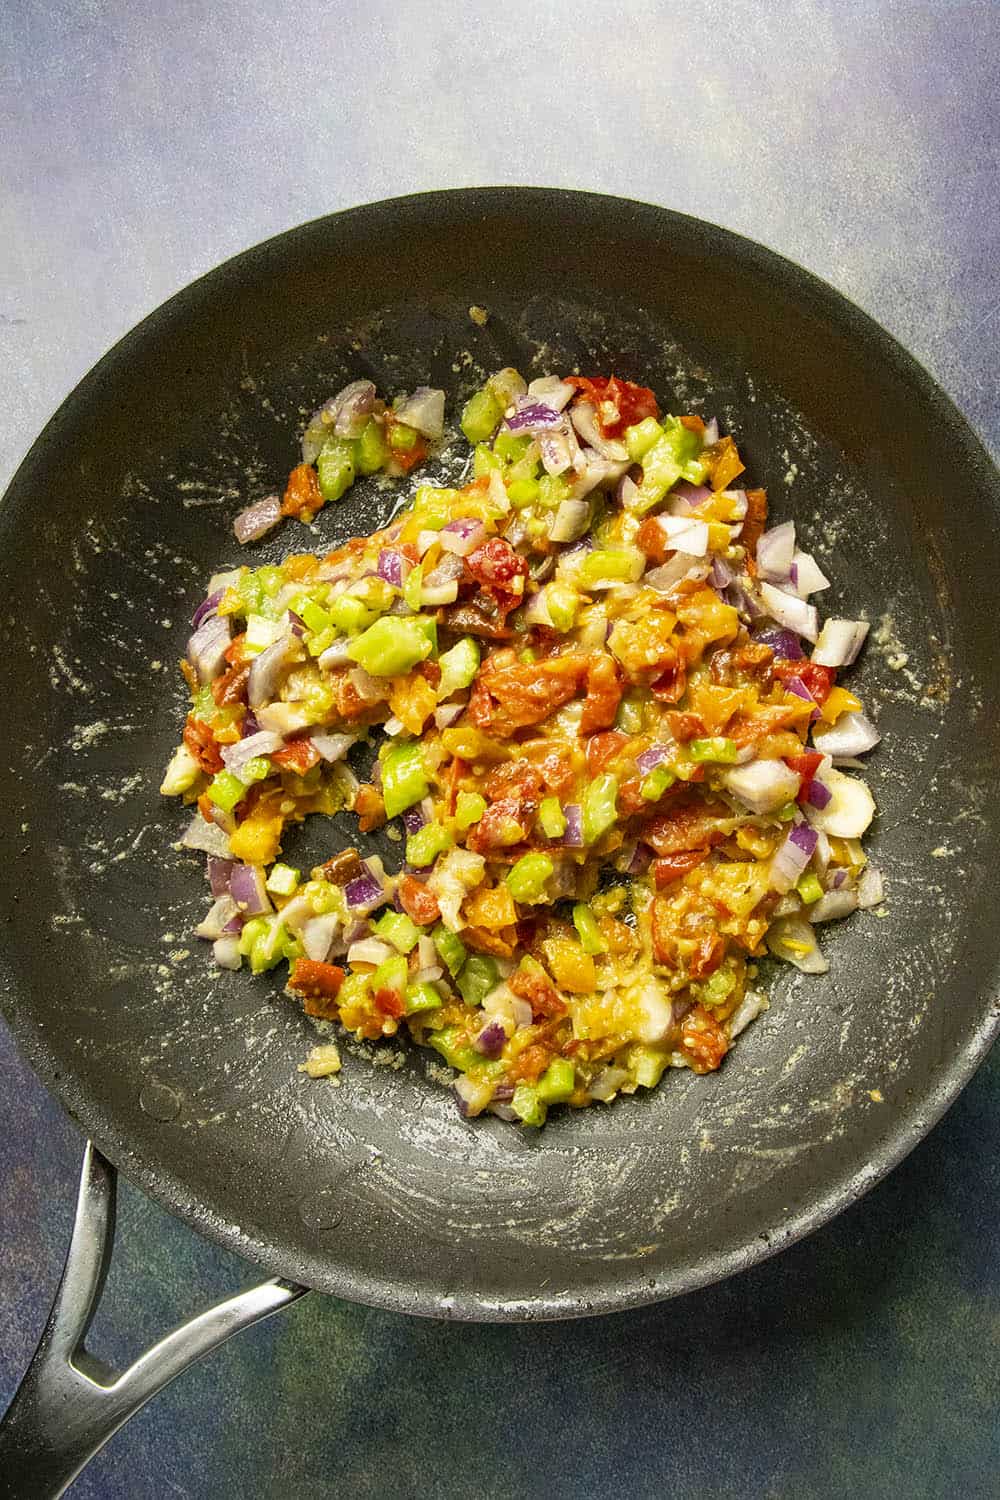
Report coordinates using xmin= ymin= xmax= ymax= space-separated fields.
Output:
xmin=244 ymin=613 xmax=283 ymax=655
xmin=506 ymin=852 xmax=554 ymax=904
xmin=494 ymin=430 xmax=531 ymax=463
xmin=473 ymin=443 xmax=502 ymax=478
xmin=624 ymin=417 xmax=664 ymax=461
xmin=235 ymin=571 xmax=264 ymax=615
xmin=297 ymin=597 xmax=334 ymax=635
xmin=238 ymin=916 xmax=269 ymax=957
xmin=256 ymin=564 xmax=284 ymax=597
xmin=405 ymin=981 xmax=443 ymax=1015
xmin=266 ymin=863 xmax=300 ymax=896
xmin=796 ymin=872 xmax=824 ymax=905
xmin=572 ymin=904 xmax=607 ymax=955
xmin=356 ymin=417 xmax=389 ymax=474
xmin=641 ymin=765 xmax=676 ymax=801
xmin=538 ymin=797 xmax=567 ymax=840
xmin=381 ymin=741 xmax=429 ymax=819
xmin=546 ymin=582 xmax=579 ymax=632
xmin=302 ymin=879 xmax=340 ymax=915
xmin=402 ymin=563 xmax=424 ymax=612
xmin=455 ymin=791 xmax=486 ymax=830
xmin=437 ymin=637 xmax=480 ymax=697
xmin=427 ymin=1027 xmax=483 ymax=1073
xmin=389 ymin=422 xmax=419 ymax=453
xmin=507 ymin=477 xmax=540 ymax=507
xmin=456 ymin=954 xmax=498 ymax=1007
xmin=512 ymin=1082 xmax=546 ymax=1127
xmin=580 ymin=549 xmax=645 ymax=585
xmin=347 ymin=618 xmax=433 ymax=677
xmin=461 ymin=387 xmax=503 ymax=444
xmin=192 ymin=685 xmax=215 ymax=718
xmin=432 ymin=924 xmax=467 ymax=978
xmin=629 ymin=419 xmax=707 ymax=513
xmin=317 ymin=435 xmax=356 ymax=502
xmin=537 ymin=473 xmax=573 ymax=509
xmin=412 ymin=486 xmax=455 ymax=528
xmin=688 ymin=737 xmax=738 ymax=764
xmin=239 ymin=756 xmax=271 ymax=784
xmin=632 ymin=1046 xmax=670 ymax=1088
xmin=374 ymin=910 xmax=421 ymax=953
xmin=206 ymin=770 xmax=246 ymax=813
xmin=537 ymin=1058 xmax=575 ymax=1103
xmin=582 ymin=774 xmax=618 ymax=845
xmin=406 ymin=822 xmax=453 ymax=868
xmin=615 ymin=694 xmax=644 ymax=734
xmin=330 ymin=593 xmax=376 ymax=635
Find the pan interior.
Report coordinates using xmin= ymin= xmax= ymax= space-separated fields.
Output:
xmin=2 ymin=190 xmax=998 ymax=1318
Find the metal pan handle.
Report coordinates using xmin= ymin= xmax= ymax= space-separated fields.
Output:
xmin=0 ymin=1143 xmax=308 ymax=1499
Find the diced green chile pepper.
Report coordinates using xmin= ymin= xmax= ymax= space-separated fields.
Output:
xmin=506 ymin=852 xmax=554 ymax=903
xmin=457 ymin=954 xmax=498 ymax=1007
xmin=406 ymin=822 xmax=452 ymax=868
xmin=572 ymin=904 xmax=607 ymax=955
xmin=380 ymin=742 xmax=429 ymax=819
xmin=538 ymin=798 xmax=566 ymax=839
xmin=461 ymin=387 xmax=504 ymax=444
xmin=347 ymin=617 xmax=433 ymax=677
xmin=582 ymin=774 xmax=618 ymax=844
xmin=537 ymin=1058 xmax=575 ymax=1103
xmin=432 ymin=924 xmax=467 ymax=978
xmin=374 ymin=910 xmax=421 ymax=953
xmin=316 ymin=435 xmax=357 ymax=502
xmin=437 ymin=637 xmax=480 ymax=697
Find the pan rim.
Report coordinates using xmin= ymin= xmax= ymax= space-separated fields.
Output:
xmin=2 ymin=186 xmax=998 ymax=1321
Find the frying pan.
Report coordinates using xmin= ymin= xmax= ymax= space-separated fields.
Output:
xmin=1 ymin=188 xmax=998 ymax=1496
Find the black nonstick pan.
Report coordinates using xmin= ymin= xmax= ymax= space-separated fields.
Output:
xmin=1 ymin=189 xmax=998 ymax=1496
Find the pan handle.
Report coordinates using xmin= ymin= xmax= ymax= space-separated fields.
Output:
xmin=0 ymin=1143 xmax=308 ymax=1499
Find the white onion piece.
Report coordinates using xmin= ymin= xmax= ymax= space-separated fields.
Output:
xmin=857 ymin=866 xmax=885 ymax=908
xmin=657 ymin=515 xmax=710 ymax=557
xmin=644 ymin=554 xmax=712 ymax=591
xmin=758 ymin=582 xmax=819 ymax=642
xmin=347 ymin=938 xmax=393 ymax=967
xmin=434 ymin=703 xmax=465 ymax=730
xmin=812 ymin=711 xmax=881 ymax=759
xmin=255 ymin=701 xmax=316 ymax=735
xmin=302 ymin=913 xmax=341 ymax=962
xmin=549 ymin=499 xmax=591 ymax=543
xmin=310 ymin=732 xmax=356 ymax=763
xmin=728 ymin=989 xmax=767 ymax=1038
xmin=633 ymin=979 xmax=675 ymax=1044
xmin=416 ymin=935 xmax=437 ymax=970
xmin=721 ymin=759 xmax=801 ymax=815
xmin=803 ymin=769 xmax=876 ymax=838
xmin=318 ymin=638 xmax=353 ymax=670
xmin=196 ymin=895 xmax=239 ymax=940
xmin=767 ymin=915 xmax=829 ymax=974
xmin=221 ymin=730 xmax=284 ymax=773
xmin=488 ymin=368 xmax=527 ymax=406
xmin=393 ymin=386 xmax=445 ymax=440
xmin=790 ymin=550 xmax=830 ymax=597
xmin=526 ymin=375 xmax=575 ymax=411
xmin=589 ymin=1066 xmax=630 ymax=1102
xmin=416 ymin=965 xmax=444 ymax=984
xmin=348 ymin=667 xmax=387 ymax=703
xmin=757 ymin=520 xmax=796 ymax=581
xmin=180 ymin=815 xmax=232 ymax=857
xmin=248 ymin=634 xmax=294 ymax=707
xmin=569 ymin=401 xmax=629 ymax=462
xmin=416 ymin=530 xmax=440 ymax=556
xmin=808 ymin=888 xmax=860 ymax=923
xmin=812 ymin=618 xmax=870 ymax=667
xmin=213 ymin=935 xmax=242 ymax=970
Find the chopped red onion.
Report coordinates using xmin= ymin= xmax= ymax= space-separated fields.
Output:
xmin=347 ymin=667 xmax=387 ymax=704
xmin=759 ymin=582 xmax=818 ymax=642
xmin=473 ymin=1020 xmax=506 ymax=1059
xmin=191 ymin=588 xmax=224 ymax=630
xmin=756 ymin=520 xmax=796 ymax=582
xmin=196 ymin=895 xmax=240 ymax=940
xmin=393 ymin=386 xmax=445 ymax=440
xmin=229 ymin=863 xmax=272 ymax=916
xmin=538 ymin=426 xmax=578 ymax=476
xmin=616 ymin=473 xmax=639 ymax=508
xmin=334 ymin=380 xmax=378 ymax=438
xmin=525 ymin=375 xmax=574 ymax=412
xmin=628 ymin=843 xmax=651 ymax=875
xmin=812 ymin=619 xmax=870 ymax=668
xmin=562 ymin=805 xmax=583 ymax=848
xmin=709 ymin=556 xmax=735 ymax=590
xmin=813 ymin=711 xmax=881 ymax=760
xmin=752 ymin=623 xmax=803 ymax=659
xmin=180 ymin=815 xmax=232 ymax=858
xmin=207 ymin=856 xmax=235 ymax=896
xmin=569 ymin=402 xmax=629 ymax=462
xmin=789 ymin=550 xmax=830 ymax=597
xmin=434 ymin=702 xmax=465 ymax=730
xmin=721 ymin=759 xmax=801 ymax=815
xmin=805 ymin=777 xmax=832 ymax=810
xmin=233 ymin=495 xmax=282 ymax=545
xmin=784 ymin=675 xmax=816 ymax=706
xmin=857 ymin=866 xmax=884 ymax=908
xmin=549 ymin=499 xmax=591 ymax=543
xmin=770 ymin=822 xmax=818 ymax=892
xmin=440 ymin=518 xmax=486 ymax=556
xmin=644 ymin=555 xmax=711 ymax=591
xmin=222 ymin=730 xmax=283 ymax=774
xmin=767 ymin=915 xmax=829 ymax=974
xmin=378 ymin=548 xmax=407 ymax=587
xmin=809 ymin=888 xmax=859 ymax=923
xmin=344 ymin=872 xmax=388 ymax=913
xmin=187 ymin=615 xmax=232 ymax=685
xmin=524 ymin=588 xmax=554 ymax=627
xmin=505 ymin=400 xmax=563 ymax=433
xmin=318 ymin=639 xmax=353 ymax=670
xmin=248 ymin=634 xmax=293 ymax=707
xmin=416 ymin=530 xmax=440 ymax=557
xmin=403 ymin=804 xmax=427 ymax=835
xmin=241 ymin=710 xmax=261 ymax=738
xmin=213 ymin=935 xmax=242 ymax=970
xmin=287 ymin=610 xmax=306 ymax=639
xmin=671 ymin=481 xmax=711 ymax=507
xmin=636 ymin=744 xmax=672 ymax=775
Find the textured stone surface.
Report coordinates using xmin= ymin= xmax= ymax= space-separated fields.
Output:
xmin=1 ymin=2 xmax=998 ymax=1495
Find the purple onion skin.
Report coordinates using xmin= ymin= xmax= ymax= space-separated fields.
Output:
xmin=752 ymin=623 xmax=804 ymax=659
xmin=241 ymin=710 xmax=261 ymax=738
xmin=789 ymin=823 xmax=818 ymax=856
xmin=806 ymin=778 xmax=832 ymax=810
xmin=474 ymin=1021 xmax=506 ymax=1060
xmin=192 ymin=588 xmax=224 ymax=629
xmin=207 ymin=856 xmax=235 ymax=896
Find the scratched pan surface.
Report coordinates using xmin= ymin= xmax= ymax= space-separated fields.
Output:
xmin=1 ymin=189 xmax=998 ymax=1320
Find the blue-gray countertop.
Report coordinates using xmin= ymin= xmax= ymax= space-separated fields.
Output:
xmin=2 ymin=3 xmax=998 ymax=1495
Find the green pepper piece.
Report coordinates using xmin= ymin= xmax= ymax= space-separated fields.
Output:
xmin=461 ymin=387 xmax=504 ymax=444
xmin=347 ymin=617 xmax=434 ymax=677
xmin=297 ymin=597 xmax=334 ymax=635
xmin=582 ymin=773 xmax=618 ymax=845
xmin=537 ymin=1058 xmax=575 ymax=1103
xmin=316 ymin=435 xmax=357 ymax=503
xmin=572 ymin=904 xmax=607 ymax=955
xmin=454 ymin=791 xmax=486 ymax=830
xmin=688 ymin=737 xmax=738 ymax=764
xmin=456 ymin=954 xmax=498 ymax=1008
xmin=356 ymin=417 xmax=389 ymax=474
xmin=371 ymin=951 xmax=408 ymax=999
xmin=624 ymin=417 xmax=664 ymax=461
xmin=235 ymin=571 xmax=264 ymax=615
xmin=630 ymin=419 xmax=706 ymax=513
xmin=512 ymin=1082 xmax=546 ymax=1127
xmin=796 ymin=872 xmax=824 ymax=906
xmin=615 ymin=694 xmax=644 ymax=734
xmin=374 ymin=910 xmax=421 ymax=954
xmin=406 ymin=822 xmax=453 ymax=868
xmin=404 ymin=981 xmax=443 ymax=1015
xmin=238 ymin=915 xmax=270 ymax=957
xmin=641 ymin=764 xmax=676 ymax=801
xmin=546 ymin=582 xmax=579 ymax=632
xmin=389 ymin=422 xmax=419 ymax=453
xmin=412 ymin=485 xmax=458 ymax=527
xmin=402 ymin=563 xmax=424 ymax=613
xmin=191 ymin=685 xmax=215 ymax=718
xmin=506 ymin=852 xmax=554 ymax=904
xmin=538 ymin=797 xmax=567 ymax=840
xmin=206 ymin=769 xmax=246 ymax=813
xmin=432 ymin=924 xmax=467 ymax=978
xmin=776 ymin=801 xmax=798 ymax=822
xmin=381 ymin=742 xmax=430 ymax=819
xmin=330 ymin=593 xmax=377 ymax=635
xmin=632 ymin=1046 xmax=670 ymax=1089
xmin=437 ymin=636 xmax=480 ymax=698
xmin=255 ymin=564 xmax=284 ymax=597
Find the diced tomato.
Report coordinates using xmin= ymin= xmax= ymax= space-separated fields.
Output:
xmin=689 ymin=931 xmax=726 ymax=979
xmin=484 ymin=761 xmax=545 ymax=804
xmin=679 ymin=414 xmax=706 ymax=435
xmin=510 ymin=965 xmax=567 ymax=1020
xmin=701 ymin=435 xmax=745 ymax=493
xmin=772 ymin=658 xmax=836 ymax=706
xmin=384 ymin=414 xmax=429 ymax=473
xmin=466 ymin=797 xmax=533 ymax=854
xmin=469 ymin=652 xmax=587 ymax=735
xmin=665 ymin=710 xmax=707 ymax=742
xmin=271 ymin=739 xmax=321 ymax=775
xmin=534 ymin=747 xmax=576 ymax=797
xmin=680 ymin=1004 xmax=729 ymax=1073
xmin=287 ymin=959 xmax=345 ymax=1019
xmin=784 ymin=749 xmax=824 ymax=805
xmin=373 ymin=988 xmax=405 ymax=1018
xmin=635 ymin=516 xmax=671 ymax=565
xmin=565 ymin=376 xmax=660 ymax=438
xmin=643 ymin=799 xmax=732 ymax=856
xmin=282 ymin=462 xmax=323 ymax=519
xmin=224 ymin=633 xmax=248 ymax=666
xmin=183 ymin=715 xmax=223 ymax=775
xmin=354 ymin=783 xmax=386 ymax=832
xmin=397 ymin=874 xmax=441 ymax=926
xmin=652 ymin=849 xmax=711 ymax=888
xmin=740 ymin=488 xmax=768 ymax=557
xmin=650 ymin=663 xmax=687 ymax=703
xmin=508 ymin=1041 xmax=556 ymax=1082
xmin=579 ymin=654 xmax=623 ymax=734
xmin=211 ymin=662 xmax=250 ymax=706
xmin=585 ymin=731 xmax=629 ymax=776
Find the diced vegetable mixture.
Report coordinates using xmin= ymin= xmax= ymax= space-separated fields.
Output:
xmin=164 ymin=368 xmax=883 ymax=1126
